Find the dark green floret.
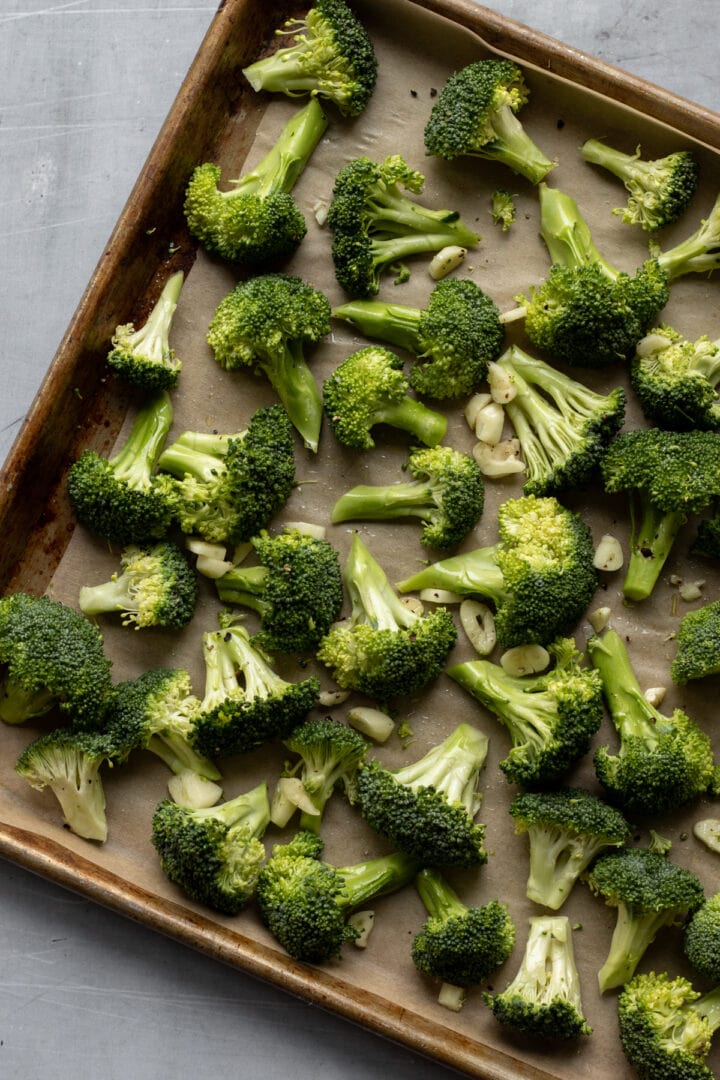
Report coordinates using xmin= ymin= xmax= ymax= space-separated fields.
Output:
xmin=508 ymin=787 xmax=631 ymax=910
xmin=322 ymin=345 xmax=447 ymax=450
xmin=281 ymin=717 xmax=368 ymax=833
xmin=327 ymin=154 xmax=480 ymax=297
xmin=151 ymin=781 xmax=270 ymax=915
xmin=215 ymin=527 xmax=343 ymax=653
xmin=206 ymin=273 xmax=331 ymax=452
xmin=78 ymin=541 xmax=197 ymax=630
xmin=693 ymin=515 xmax=720 ymax=560
xmin=630 ymin=324 xmax=720 ymax=431
xmin=354 ymin=722 xmax=489 ymax=869
xmin=491 ymin=188 xmax=517 ymax=231
xmin=0 ymin=592 xmax=112 ymax=729
xmin=332 ymin=279 xmax=505 ymax=400
xmin=316 ymin=532 xmax=457 ymax=704
xmin=586 ymin=846 xmax=705 ymax=993
xmin=183 ymin=98 xmax=327 ymax=265
xmin=672 ymin=600 xmax=720 ymax=685
xmin=107 ymin=271 xmax=184 ymax=391
xmin=685 ymin=893 xmax=720 ymax=983
xmin=448 ymin=638 xmax=603 ymax=789
xmin=398 ymin=495 xmax=597 ymax=648
xmin=655 ymin=190 xmax=720 ymax=281
xmin=242 ymin=0 xmax=377 ymax=117
xmin=424 ymin=59 xmax=556 ymax=184
xmin=485 ymin=916 xmax=591 ymax=1038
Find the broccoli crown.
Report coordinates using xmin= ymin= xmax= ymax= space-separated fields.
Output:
xmin=322 ymin=345 xmax=447 ymax=450
xmin=0 ymin=592 xmax=112 ymax=729
xmin=242 ymin=0 xmax=378 ymax=117
xmin=355 ymin=722 xmax=489 ymax=868
xmin=411 ymin=867 xmax=515 ymax=986
xmin=498 ymin=344 xmax=626 ymax=495
xmin=631 ymin=325 xmax=720 ymax=431
xmin=327 ymin=154 xmax=480 ymax=297
xmin=151 ymin=782 xmax=271 ymax=915
xmin=282 ymin=717 xmax=368 ymax=830
xmin=485 ymin=916 xmax=591 ymax=1039
xmin=656 ymin=191 xmax=720 ymax=281
xmin=67 ymin=391 xmax=175 ymax=546
xmin=78 ymin=541 xmax=197 ymax=630
xmin=672 ymin=599 xmax=720 ymax=685
xmin=448 ymin=639 xmax=604 ymax=788
xmin=685 ymin=893 xmax=720 ymax=983
xmin=509 ymin=787 xmax=631 ymax=910
xmin=330 ymin=445 xmax=485 ymax=550
xmin=423 ymin=59 xmax=555 ymax=184
xmin=215 ymin=527 xmax=343 ymax=652
xmin=107 ymin=271 xmax=184 ymax=391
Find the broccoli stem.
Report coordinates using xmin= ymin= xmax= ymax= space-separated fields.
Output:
xmin=187 ymin=781 xmax=269 ymax=832
xmin=598 ymin=901 xmax=677 ymax=992
xmin=78 ymin=575 xmax=137 ymax=617
xmin=371 ymin=392 xmax=448 ymax=447
xmin=580 ymin=140 xmax=645 ymax=184
xmin=335 ymin=851 xmax=419 ymax=911
xmin=587 ymin=628 xmax=667 ymax=747
xmin=227 ymin=98 xmax=328 ymax=199
xmin=525 ymin=829 xmax=590 ymax=910
xmin=538 ymin=183 xmax=618 ymax=280
xmin=215 ymin=565 xmax=269 ymax=613
xmin=656 ymin=192 xmax=720 ymax=280
xmin=120 ymin=271 xmax=184 ymax=363
xmin=332 ymin=300 xmax=423 ymax=354
xmin=623 ymin=498 xmax=686 ymax=602
xmin=447 ymin=661 xmax=555 ymax=757
xmin=157 ymin=431 xmax=235 ymax=482
xmin=258 ymin=339 xmax=323 ymax=452
xmin=111 ymin=391 xmax=174 ymax=488
xmin=392 ymin=723 xmax=489 ymax=815
xmin=222 ymin=623 xmax=291 ymax=700
xmin=0 ymin=678 xmax=56 ymax=725
xmin=693 ymin=986 xmax=720 ymax=1033
xmin=396 ymin=544 xmax=506 ymax=604
xmin=415 ymin=866 xmax=468 ymax=922
xmin=146 ymin=731 xmax=222 ymax=782
xmin=483 ymin=104 xmax=556 ymax=185
xmin=345 ymin=532 xmax=419 ymax=631
xmin=200 ymin=630 xmax=242 ymax=711
xmin=332 ymin=481 xmax=438 ymax=524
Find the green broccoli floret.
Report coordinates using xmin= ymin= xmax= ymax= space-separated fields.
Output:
xmin=316 ymin=532 xmax=457 ymax=704
xmin=156 ymin=405 xmax=296 ymax=545
xmin=327 ymin=154 xmax=480 ymax=297
xmin=183 ymin=98 xmax=327 ymax=265
xmin=588 ymin=629 xmax=718 ymax=815
xmin=78 ymin=541 xmax=197 ymax=630
xmin=693 ymin=516 xmax=720 ymax=560
xmin=67 ymin=391 xmax=174 ymax=545
xmin=485 ymin=916 xmax=592 ymax=1038
xmin=215 ymin=527 xmax=343 ymax=653
xmin=655 ymin=190 xmax=720 ymax=281
xmin=255 ymin=830 xmax=419 ymax=962
xmin=331 ymin=445 xmax=484 ymax=550
xmin=242 ymin=0 xmax=377 ymax=117
xmin=600 ymin=428 xmax=720 ymax=602
xmin=508 ymin=788 xmax=631 ymax=910
xmin=423 ymin=59 xmax=556 ymax=184
xmin=490 ymin=187 xmax=517 ymax=231
xmin=206 ymin=274 xmax=331 ymax=452
xmin=281 ymin=717 xmax=368 ymax=833
xmin=0 ymin=592 xmax=112 ymax=729
xmin=332 ymin=278 xmax=505 ymax=400
xmin=685 ymin=893 xmax=720 ymax=983
xmin=397 ymin=494 xmax=597 ymax=648
xmin=411 ymin=867 xmax=515 ymax=989
xmin=496 ymin=344 xmax=625 ymax=495
xmin=322 ymin=345 xmax=448 ymax=450
xmin=15 ymin=728 xmax=120 ymax=842
xmin=151 ymin=781 xmax=270 ymax=915
xmin=448 ymin=639 xmax=603 ymax=789
xmin=354 ymin=722 xmax=489 ymax=868
xmin=107 ymin=271 xmax=185 ymax=390
xmin=581 ymin=139 xmax=700 ymax=232
xmin=586 ymin=847 xmax=705 ymax=992
xmin=192 ymin=619 xmax=320 ymax=759
xmin=630 ymin=324 xmax=720 ymax=431
xmin=672 ymin=600 xmax=720 ymax=685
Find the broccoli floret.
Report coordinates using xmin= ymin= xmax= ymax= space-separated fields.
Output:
xmin=485 ymin=916 xmax=591 ymax=1038
xmin=331 ymin=445 xmax=484 ymax=550
xmin=496 ymin=344 xmax=626 ymax=495
xmin=78 ymin=541 xmax=197 ymax=630
xmin=156 ymin=406 xmax=296 ymax=545
xmin=411 ymin=867 xmax=515 ymax=988
xmin=631 ymin=324 xmax=720 ymax=431
xmin=281 ymin=717 xmax=368 ymax=833
xmin=600 ymin=427 xmax=720 ymax=601
xmin=67 ymin=391 xmax=174 ymax=545
xmin=206 ymin=274 xmax=331 ymax=452
xmin=448 ymin=639 xmax=603 ymax=788
xmin=672 ymin=600 xmax=720 ymax=685
xmin=242 ymin=0 xmax=377 ymax=117
xmin=332 ymin=278 xmax=505 ymax=400
xmin=508 ymin=788 xmax=631 ymax=910
xmin=354 ymin=722 xmax=489 ymax=868
xmin=0 ymin=592 xmax=112 ymax=729
xmin=490 ymin=187 xmax=517 ymax=231
xmin=15 ymin=728 xmax=120 ymax=842
xmin=322 ymin=346 xmax=447 ymax=450
xmin=327 ymin=154 xmax=480 ymax=297
xmin=183 ymin=98 xmax=327 ymax=265
xmin=151 ymin=781 xmax=270 ymax=915
xmin=107 ymin=271 xmax=184 ymax=391
xmin=397 ymin=494 xmax=597 ymax=648
xmin=581 ymin=139 xmax=700 ymax=232
xmin=685 ymin=893 xmax=720 ymax=983
xmin=588 ymin=629 xmax=718 ymax=815
xmin=255 ymin=830 xmax=419 ymax=962
xmin=655 ymin=190 xmax=720 ymax=281
xmin=423 ymin=59 xmax=556 ymax=184
xmin=586 ymin=847 xmax=705 ymax=992
xmin=316 ymin=532 xmax=457 ymax=704
xmin=215 ymin=527 xmax=343 ymax=653
xmin=192 ymin=619 xmax=319 ymax=759
xmin=693 ymin=515 xmax=720 ymax=560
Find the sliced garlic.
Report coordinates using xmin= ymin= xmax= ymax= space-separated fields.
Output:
xmin=400 ymin=594 xmax=425 ymax=615
xmin=167 ymin=770 xmax=223 ymax=809
xmin=593 ymin=534 xmax=624 ymax=572
xmin=185 ymin=537 xmax=227 ymax=560
xmin=635 ymin=332 xmax=673 ymax=357
xmin=196 ymin=554 xmax=235 ymax=579
xmin=694 ymin=819 xmax=720 ymax=853
xmin=464 ymin=393 xmax=493 ymax=432
xmin=429 ymin=245 xmax=467 ymax=280
xmin=418 ymin=588 xmax=463 ymax=605
xmin=474 ymin=401 xmax=505 ymax=445
xmin=347 ymin=706 xmax=395 ymax=743
xmin=283 ymin=521 xmax=327 ymax=540
xmin=348 ymin=910 xmax=375 ymax=948
xmin=679 ymin=580 xmax=705 ymax=602
xmin=644 ymin=686 xmax=666 ymax=706
xmin=473 ymin=439 xmax=524 ymax=477
xmin=487 ymin=361 xmax=517 ymax=403
xmin=318 ymin=688 xmax=351 ymax=708
xmin=437 ymin=983 xmax=466 ymax=1011
xmin=588 ymin=606 xmax=611 ymax=633
xmin=460 ymin=600 xmax=496 ymax=656
xmin=500 ymin=643 xmax=550 ymax=676
xmin=270 ymin=777 xmax=319 ymax=827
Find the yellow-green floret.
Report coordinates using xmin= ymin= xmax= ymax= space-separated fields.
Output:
xmin=107 ymin=271 xmax=184 ymax=391
xmin=79 ymin=541 xmax=197 ymax=629
xmin=281 ymin=717 xmax=368 ymax=833
xmin=631 ymin=324 xmax=720 ymax=431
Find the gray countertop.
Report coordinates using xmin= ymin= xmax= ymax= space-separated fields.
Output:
xmin=0 ymin=3 xmax=718 ymax=1078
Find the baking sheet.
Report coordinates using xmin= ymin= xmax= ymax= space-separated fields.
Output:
xmin=2 ymin=1 xmax=720 ymax=1077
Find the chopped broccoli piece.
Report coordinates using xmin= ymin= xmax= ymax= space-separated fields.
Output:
xmin=490 ymin=187 xmax=517 ymax=231
xmin=672 ymin=599 xmax=720 ymax=684
xmin=424 ymin=59 xmax=556 ymax=184
xmin=685 ymin=893 xmax=720 ymax=983
xmin=78 ymin=541 xmax=197 ymax=630
xmin=693 ymin=515 xmax=720 ymax=560
xmin=631 ymin=324 xmax=720 ymax=431
xmin=242 ymin=0 xmax=377 ymax=117
xmin=108 ymin=271 xmax=184 ymax=391
xmin=655 ymin=190 xmax=720 ymax=281
xmin=282 ymin=717 xmax=368 ymax=833
xmin=327 ymin=154 xmax=480 ymax=297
